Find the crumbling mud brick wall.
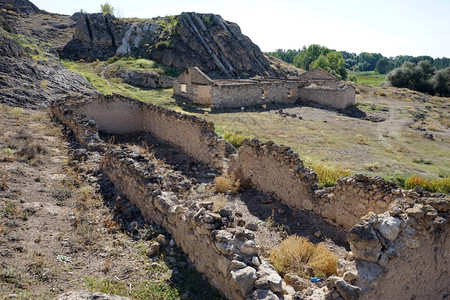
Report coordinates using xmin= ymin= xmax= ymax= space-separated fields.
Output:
xmin=297 ymin=82 xmax=355 ymax=109
xmin=343 ymin=198 xmax=449 ymax=300
xmin=51 ymin=97 xmax=107 ymax=151
xmin=210 ymin=81 xmax=300 ymax=109
xmin=229 ymin=139 xmax=318 ymax=211
xmin=231 ymin=139 xmax=436 ymax=230
xmin=53 ymin=94 xmax=227 ymax=169
xmin=101 ymin=147 xmax=284 ymax=300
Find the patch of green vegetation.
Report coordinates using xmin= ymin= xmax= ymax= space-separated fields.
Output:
xmin=61 ymin=60 xmax=177 ymax=108
xmin=201 ymin=15 xmax=217 ymax=27
xmin=84 ymin=267 xmax=224 ymax=300
xmin=404 ymin=174 xmax=450 ymax=194
xmin=349 ymin=71 xmax=385 ymax=86
xmin=309 ymin=163 xmax=351 ymax=187
xmin=106 ymin=56 xmax=183 ymax=77
xmin=84 ymin=276 xmax=177 ymax=299
xmin=221 ymin=130 xmax=250 ymax=148
xmin=155 ymin=40 xmax=174 ymax=50
xmin=158 ymin=15 xmax=179 ymax=38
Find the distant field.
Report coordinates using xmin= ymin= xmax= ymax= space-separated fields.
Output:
xmin=350 ymin=71 xmax=386 ymax=86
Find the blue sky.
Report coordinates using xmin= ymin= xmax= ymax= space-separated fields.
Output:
xmin=33 ymin=0 xmax=450 ymax=58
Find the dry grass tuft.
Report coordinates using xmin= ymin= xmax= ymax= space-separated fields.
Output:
xmin=214 ymin=173 xmax=240 ymax=194
xmin=270 ymin=235 xmax=337 ymax=278
xmin=210 ymin=194 xmax=228 ymax=210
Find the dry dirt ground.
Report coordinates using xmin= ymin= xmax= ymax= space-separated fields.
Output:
xmin=0 ymin=105 xmax=224 ymax=300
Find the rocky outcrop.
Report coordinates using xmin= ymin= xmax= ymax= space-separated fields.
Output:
xmin=61 ymin=12 xmax=279 ymax=78
xmin=0 ymin=9 xmax=97 ymax=108
xmin=0 ymin=30 xmax=96 ymax=108
xmin=61 ymin=13 xmax=120 ymax=60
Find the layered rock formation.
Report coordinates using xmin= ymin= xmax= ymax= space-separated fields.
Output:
xmin=61 ymin=12 xmax=278 ymax=78
xmin=0 ymin=6 xmax=97 ymax=108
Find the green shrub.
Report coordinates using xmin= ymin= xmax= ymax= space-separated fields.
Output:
xmin=311 ymin=164 xmax=351 ymax=187
xmin=155 ymin=40 xmax=174 ymax=50
xmin=223 ymin=130 xmax=248 ymax=148
xmin=404 ymin=174 xmax=450 ymax=194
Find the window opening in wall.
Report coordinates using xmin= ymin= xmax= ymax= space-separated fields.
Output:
xmin=180 ymin=84 xmax=187 ymax=93
xmin=288 ymin=88 xmax=294 ymax=98
xmin=261 ymin=90 xmax=268 ymax=100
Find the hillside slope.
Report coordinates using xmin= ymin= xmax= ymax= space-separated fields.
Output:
xmin=0 ymin=6 xmax=97 ymax=108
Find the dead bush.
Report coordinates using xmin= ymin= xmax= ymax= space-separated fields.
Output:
xmin=214 ymin=173 xmax=240 ymax=194
xmin=270 ymin=235 xmax=337 ymax=278
xmin=16 ymin=142 xmax=48 ymax=161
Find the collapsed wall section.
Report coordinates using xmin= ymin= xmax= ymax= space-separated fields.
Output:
xmin=344 ymin=198 xmax=449 ymax=300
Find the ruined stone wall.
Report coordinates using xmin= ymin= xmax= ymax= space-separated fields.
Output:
xmin=139 ymin=101 xmax=224 ymax=169
xmin=230 ymin=139 xmax=318 ymax=211
xmin=52 ymin=95 xmax=449 ymax=300
xmin=54 ymin=94 xmax=226 ymax=169
xmin=313 ymin=175 xmax=403 ymax=229
xmin=344 ymin=198 xmax=449 ymax=300
xmin=232 ymin=139 xmax=405 ymax=230
xmin=298 ymin=82 xmax=355 ymax=109
xmin=211 ymin=81 xmax=300 ymax=108
xmin=101 ymin=147 xmax=283 ymax=300
xmin=50 ymin=97 xmax=107 ymax=151
xmin=75 ymin=98 xmax=143 ymax=134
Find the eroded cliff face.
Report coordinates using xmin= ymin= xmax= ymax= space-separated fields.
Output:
xmin=61 ymin=12 xmax=278 ymax=78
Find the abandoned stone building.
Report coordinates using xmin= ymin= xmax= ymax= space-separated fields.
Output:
xmin=173 ymin=67 xmax=355 ymax=109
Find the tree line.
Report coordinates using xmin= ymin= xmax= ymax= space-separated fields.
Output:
xmin=267 ymin=47 xmax=450 ymax=75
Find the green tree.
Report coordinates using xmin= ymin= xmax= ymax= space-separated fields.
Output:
xmin=357 ymin=52 xmax=382 ymax=71
xmin=100 ymin=2 xmax=114 ymax=15
xmin=311 ymin=55 xmax=329 ymax=70
xmin=375 ymin=57 xmax=394 ymax=74
xmin=431 ymin=67 xmax=450 ymax=96
xmin=326 ymin=51 xmax=347 ymax=80
xmin=293 ymin=44 xmax=330 ymax=70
